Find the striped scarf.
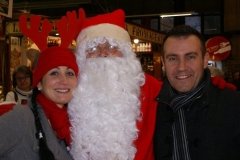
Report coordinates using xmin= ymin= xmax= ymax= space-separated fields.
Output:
xmin=169 ymin=76 xmax=206 ymax=160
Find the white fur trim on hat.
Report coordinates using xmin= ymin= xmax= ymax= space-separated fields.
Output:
xmin=77 ymin=23 xmax=131 ymax=46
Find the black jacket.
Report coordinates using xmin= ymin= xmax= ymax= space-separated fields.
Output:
xmin=154 ymin=70 xmax=240 ymax=160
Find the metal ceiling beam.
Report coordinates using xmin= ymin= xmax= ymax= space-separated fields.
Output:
xmin=13 ymin=0 xmax=92 ymax=10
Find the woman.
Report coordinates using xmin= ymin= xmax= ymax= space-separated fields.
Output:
xmin=5 ymin=65 xmax=33 ymax=105
xmin=0 ymin=46 xmax=78 ymax=160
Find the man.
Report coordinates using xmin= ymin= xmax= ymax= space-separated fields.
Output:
xmin=68 ymin=9 xmax=161 ymax=160
xmin=153 ymin=25 xmax=240 ymax=159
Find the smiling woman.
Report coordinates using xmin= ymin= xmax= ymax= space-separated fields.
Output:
xmin=0 ymin=46 xmax=79 ymax=160
xmin=37 ymin=66 xmax=78 ymax=108
xmin=0 ymin=8 xmax=85 ymax=160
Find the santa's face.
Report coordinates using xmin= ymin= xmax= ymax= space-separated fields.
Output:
xmin=69 ymin=38 xmax=145 ymax=160
xmin=86 ymin=42 xmax=123 ymax=58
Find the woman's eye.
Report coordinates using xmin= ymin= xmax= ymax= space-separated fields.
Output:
xmin=67 ymin=72 xmax=75 ymax=76
xmin=50 ymin=71 xmax=58 ymax=75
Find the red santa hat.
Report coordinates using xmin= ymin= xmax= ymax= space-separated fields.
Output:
xmin=77 ymin=9 xmax=131 ymax=45
xmin=32 ymin=46 xmax=78 ymax=87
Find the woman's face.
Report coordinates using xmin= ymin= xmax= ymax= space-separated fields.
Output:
xmin=37 ymin=66 xmax=78 ymax=108
xmin=15 ymin=72 xmax=31 ymax=91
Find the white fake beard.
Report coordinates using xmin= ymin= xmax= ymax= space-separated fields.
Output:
xmin=68 ymin=57 xmax=144 ymax=160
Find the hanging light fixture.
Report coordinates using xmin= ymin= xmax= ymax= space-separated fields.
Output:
xmin=160 ymin=12 xmax=195 ymax=18
xmin=126 ymin=12 xmax=195 ymax=18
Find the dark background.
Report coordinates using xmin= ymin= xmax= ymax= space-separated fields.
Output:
xmin=12 ymin=0 xmax=222 ymax=18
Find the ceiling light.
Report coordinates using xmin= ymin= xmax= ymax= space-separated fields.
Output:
xmin=125 ymin=12 xmax=195 ymax=18
xmin=160 ymin=12 xmax=194 ymax=18
xmin=134 ymin=39 xmax=139 ymax=44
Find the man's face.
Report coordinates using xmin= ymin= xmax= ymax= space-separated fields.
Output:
xmin=162 ymin=35 xmax=209 ymax=93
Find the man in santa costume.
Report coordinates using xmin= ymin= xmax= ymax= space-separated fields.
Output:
xmin=67 ymin=9 xmax=235 ymax=160
xmin=68 ymin=9 xmax=160 ymax=160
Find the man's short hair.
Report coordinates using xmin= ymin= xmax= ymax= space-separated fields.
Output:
xmin=161 ymin=25 xmax=206 ymax=58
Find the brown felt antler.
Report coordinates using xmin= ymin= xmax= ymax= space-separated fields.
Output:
xmin=56 ymin=8 xmax=86 ymax=48
xmin=19 ymin=15 xmax=53 ymax=52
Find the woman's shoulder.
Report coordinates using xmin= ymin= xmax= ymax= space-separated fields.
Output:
xmin=0 ymin=101 xmax=16 ymax=115
xmin=5 ymin=91 xmax=15 ymax=101
xmin=0 ymin=103 xmax=33 ymax=120
xmin=0 ymin=104 xmax=35 ymax=137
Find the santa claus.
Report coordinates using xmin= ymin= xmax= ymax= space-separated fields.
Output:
xmin=68 ymin=9 xmax=161 ymax=160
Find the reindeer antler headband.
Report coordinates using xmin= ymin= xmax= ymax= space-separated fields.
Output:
xmin=19 ymin=8 xmax=85 ymax=51
xmin=19 ymin=8 xmax=86 ymax=87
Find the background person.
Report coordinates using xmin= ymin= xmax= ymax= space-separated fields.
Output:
xmin=5 ymin=65 xmax=32 ymax=105
xmin=153 ymin=25 xmax=240 ymax=159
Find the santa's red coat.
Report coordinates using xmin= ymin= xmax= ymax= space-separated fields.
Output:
xmin=134 ymin=74 xmax=162 ymax=160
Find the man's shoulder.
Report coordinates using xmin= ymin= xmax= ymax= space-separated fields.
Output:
xmin=222 ymin=89 xmax=240 ymax=99
xmin=209 ymin=84 xmax=240 ymax=103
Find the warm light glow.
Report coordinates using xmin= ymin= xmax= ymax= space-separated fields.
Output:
xmin=125 ymin=12 xmax=195 ymax=18
xmin=160 ymin=12 xmax=194 ymax=18
xmin=134 ymin=39 xmax=139 ymax=43
xmin=55 ymin=33 xmax=59 ymax=36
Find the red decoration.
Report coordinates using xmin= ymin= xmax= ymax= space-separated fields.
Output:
xmin=206 ymin=36 xmax=231 ymax=61
xmin=19 ymin=8 xmax=85 ymax=52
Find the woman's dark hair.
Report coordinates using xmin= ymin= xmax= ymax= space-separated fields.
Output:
xmin=12 ymin=65 xmax=33 ymax=88
xmin=31 ymin=87 xmax=55 ymax=160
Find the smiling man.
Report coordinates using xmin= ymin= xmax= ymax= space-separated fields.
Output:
xmin=153 ymin=25 xmax=240 ymax=160
xmin=163 ymin=34 xmax=208 ymax=93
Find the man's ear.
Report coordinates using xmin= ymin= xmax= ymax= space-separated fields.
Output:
xmin=203 ymin=52 xmax=209 ymax=68
xmin=161 ymin=56 xmax=165 ymax=68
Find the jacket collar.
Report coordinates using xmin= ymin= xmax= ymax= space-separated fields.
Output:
xmin=155 ymin=68 xmax=212 ymax=110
